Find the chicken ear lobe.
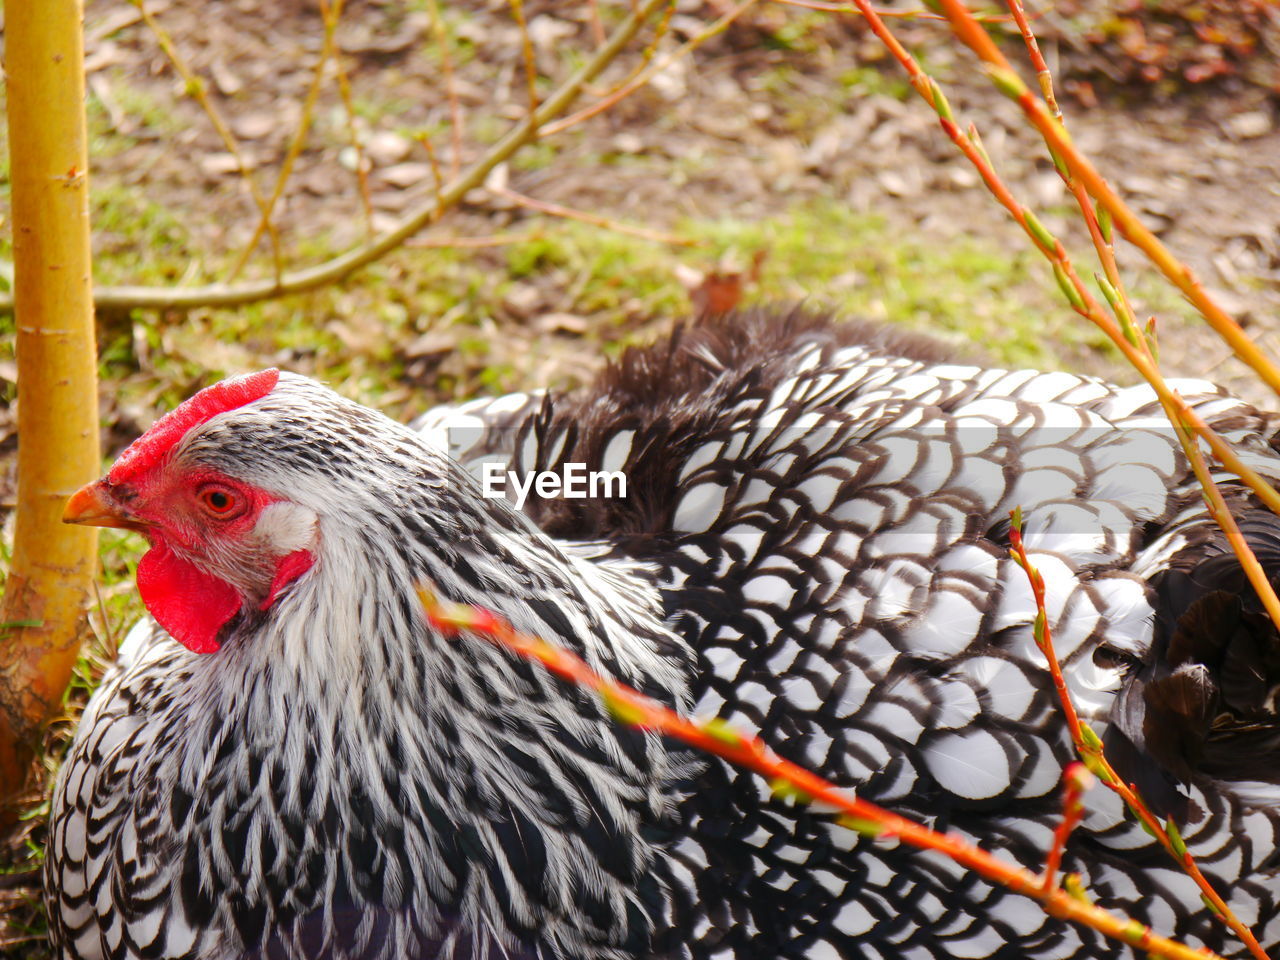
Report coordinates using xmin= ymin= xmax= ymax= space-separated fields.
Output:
xmin=260 ymin=549 xmax=315 ymax=611
xmin=137 ymin=541 xmax=241 ymax=654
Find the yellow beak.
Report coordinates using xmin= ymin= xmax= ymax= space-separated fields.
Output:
xmin=63 ymin=480 xmax=147 ymax=531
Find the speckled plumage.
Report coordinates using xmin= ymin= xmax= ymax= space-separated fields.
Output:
xmin=47 ymin=308 xmax=1280 ymax=959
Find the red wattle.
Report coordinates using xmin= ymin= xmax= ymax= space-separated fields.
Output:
xmin=137 ymin=543 xmax=241 ymax=654
xmin=261 ymin=549 xmax=315 ymax=610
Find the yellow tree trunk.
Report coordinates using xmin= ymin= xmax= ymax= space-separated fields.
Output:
xmin=0 ymin=0 xmax=99 ymax=825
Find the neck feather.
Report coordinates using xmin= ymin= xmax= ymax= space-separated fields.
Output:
xmin=159 ymin=482 xmax=693 ymax=959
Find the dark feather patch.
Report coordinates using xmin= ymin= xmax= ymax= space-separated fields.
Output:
xmin=1107 ymin=509 xmax=1280 ymax=819
xmin=521 ymin=306 xmax=968 ymax=544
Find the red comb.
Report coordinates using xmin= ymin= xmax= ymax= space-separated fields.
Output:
xmin=108 ymin=369 xmax=280 ymax=484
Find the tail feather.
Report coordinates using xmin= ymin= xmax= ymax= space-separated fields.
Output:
xmin=1106 ymin=509 xmax=1280 ymax=820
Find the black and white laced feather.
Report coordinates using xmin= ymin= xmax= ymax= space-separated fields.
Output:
xmin=47 ymin=307 xmax=1280 ymax=959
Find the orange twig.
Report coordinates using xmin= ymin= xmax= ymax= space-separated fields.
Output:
xmin=1009 ymin=515 xmax=1270 ymax=960
xmin=1043 ymin=763 xmax=1094 ymax=894
xmin=1011 ymin=0 xmax=1280 ymax=657
xmin=417 ymin=587 xmax=1224 ymax=960
xmin=1007 ymin=510 xmax=1083 ymax=742
xmin=777 ymin=0 xmax=1015 ymax=21
xmin=847 ymin=0 xmax=1280 ymax=636
xmin=1003 ymin=0 xmax=1059 ymax=117
xmin=934 ymin=0 xmax=1280 ymax=400
xmin=1009 ymin=0 xmax=1274 ymax=663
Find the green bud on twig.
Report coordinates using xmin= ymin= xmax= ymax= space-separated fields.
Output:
xmin=837 ymin=814 xmax=886 ymax=838
xmin=1052 ymin=262 xmax=1085 ymax=311
xmin=1064 ymin=873 xmax=1091 ymax=903
xmin=985 ymin=64 xmax=1028 ymax=101
xmin=1037 ymin=71 xmax=1056 ymax=107
xmin=1080 ymin=752 xmax=1115 ymax=785
xmin=769 ymin=777 xmax=811 ymax=805
xmin=601 ymin=690 xmax=648 ymax=728
xmin=1165 ymin=817 xmax=1187 ymax=858
xmin=1079 ymin=725 xmax=1103 ymax=751
xmin=1144 ymin=316 xmax=1160 ymax=363
xmin=929 ymin=79 xmax=953 ymax=123
xmin=1023 ymin=209 xmax=1057 ymax=253
xmin=1095 ymin=273 xmax=1120 ymax=312
xmin=1096 ymin=204 xmax=1113 ymax=245
xmin=1201 ymin=894 xmax=1224 ymax=917
xmin=1048 ymin=146 xmax=1069 ymax=180
xmin=1120 ymin=921 xmax=1148 ymax=946
xmin=966 ymin=124 xmax=993 ymax=169
xmin=701 ymin=718 xmax=742 ymax=746
xmin=1095 ymin=274 xmax=1141 ymax=349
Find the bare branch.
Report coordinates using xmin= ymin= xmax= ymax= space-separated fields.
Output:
xmin=0 ymin=0 xmax=675 ymax=315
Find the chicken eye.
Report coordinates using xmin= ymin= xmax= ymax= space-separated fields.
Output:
xmin=198 ymin=486 xmax=242 ymax=518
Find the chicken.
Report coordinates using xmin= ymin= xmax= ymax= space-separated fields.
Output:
xmin=46 ymin=308 xmax=1280 ymax=959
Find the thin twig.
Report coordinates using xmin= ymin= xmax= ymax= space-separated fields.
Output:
xmin=776 ymin=0 xmax=1015 ymax=21
xmin=90 ymin=578 xmax=119 ymax=661
xmin=416 ymin=587 xmax=1225 ymax=960
xmin=1004 ymin=0 xmax=1060 ymax=116
xmin=416 ymin=133 xmax=447 ymax=222
xmin=509 ymin=0 xmax=541 ymax=118
xmin=329 ymin=0 xmax=376 ymax=239
xmin=586 ymin=0 xmax=607 ymax=46
xmin=850 ymin=2 xmax=1275 ymax=948
xmin=541 ymin=0 xmax=753 ymax=139
xmin=425 ymin=0 xmax=464 ymax=182
xmin=579 ymin=1 xmax=679 ymax=106
xmin=404 ymin=232 xmax=534 ymax=250
xmin=132 ymin=0 xmax=284 ymax=279
xmin=491 ymin=185 xmax=700 ymax=246
xmin=935 ymin=0 xmax=1280 ymax=399
xmin=0 ymin=0 xmax=674 ymax=315
xmin=1000 ymin=0 xmax=1280 ymax=642
xmin=1042 ymin=763 xmax=1093 ymax=894
xmin=847 ymin=0 xmax=1280 ymax=632
xmin=227 ymin=0 xmax=349 ymax=281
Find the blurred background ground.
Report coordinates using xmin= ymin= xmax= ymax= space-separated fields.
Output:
xmin=0 ymin=0 xmax=1278 ymax=952
xmin=0 ymin=0 xmax=1276 ymax=457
